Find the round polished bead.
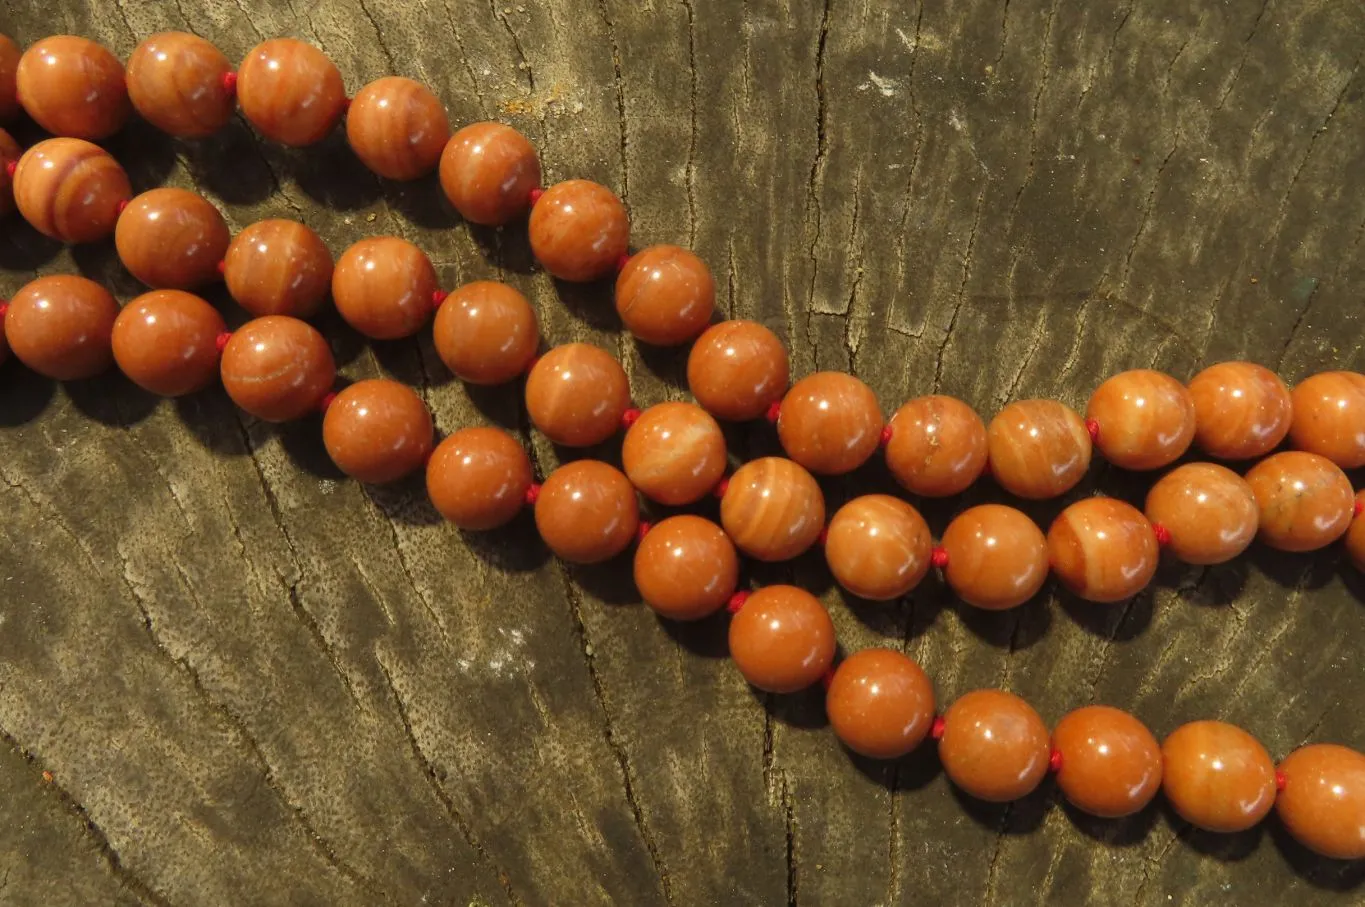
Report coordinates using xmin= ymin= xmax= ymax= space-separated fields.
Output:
xmin=1245 ymin=451 xmax=1353 ymax=552
xmin=4 ymin=275 xmax=118 ymax=380
xmin=0 ymin=128 xmax=19 ymax=216
xmin=1052 ymin=705 xmax=1162 ymax=818
xmin=939 ymin=689 xmax=1050 ymax=803
xmin=1047 ymin=497 xmax=1158 ymax=603
xmin=322 ymin=379 xmax=434 ymax=484
xmin=236 ymin=38 xmax=346 ymax=147
xmin=614 ymin=245 xmax=715 ymax=346
xmin=1348 ymin=491 xmax=1365 ymax=573
xmin=1188 ymin=361 xmax=1292 ymax=460
xmin=223 ymin=219 xmax=334 ymax=318
xmin=346 ymin=76 xmax=449 ymax=181
xmin=524 ymin=343 xmax=630 ymax=447
xmin=425 ymin=427 xmax=532 ymax=530
xmin=1276 ymin=743 xmax=1365 ymax=860
xmin=535 ymin=460 xmax=639 ymax=564
xmin=986 ymin=400 xmax=1092 ymax=499
xmin=331 ymin=237 xmax=438 ymax=339
xmin=777 ymin=372 xmax=883 ymax=476
xmin=622 ymin=402 xmax=726 ymax=506
xmin=126 ymin=32 xmax=234 ymax=137
xmin=13 ymin=138 xmax=130 ymax=243
xmin=1161 ymin=720 xmax=1276 ymax=833
xmin=1085 ymin=369 xmax=1196 ymax=470
xmin=720 ymin=457 xmax=825 ymax=562
xmin=885 ymin=395 xmax=988 ymax=497
xmin=16 ymin=36 xmax=129 ymax=139
xmin=528 ymin=179 xmax=629 ymax=282
xmin=439 ymin=122 xmax=540 ymax=225
xmin=431 ymin=280 xmax=538 ymax=385
xmin=728 ymin=585 xmax=835 ymax=694
xmin=826 ymin=648 xmax=936 ymax=760
xmin=634 ymin=515 xmax=738 ymax=621
xmin=1144 ymin=463 xmax=1257 ymax=565
xmin=940 ymin=504 xmax=1048 ymax=610
xmin=824 ymin=495 xmax=931 ymax=601
xmin=0 ymin=35 xmax=18 ymax=123
xmin=115 ymin=188 xmax=230 ymax=290
xmin=1289 ymin=371 xmax=1365 ymax=469
xmin=111 ymin=290 xmax=225 ymax=396
xmin=220 ymin=316 xmax=335 ymax=422
xmin=687 ymin=320 xmax=790 ymax=421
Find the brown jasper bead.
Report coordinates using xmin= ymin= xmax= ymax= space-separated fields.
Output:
xmin=346 ymin=77 xmax=450 ymax=181
xmin=223 ymin=219 xmax=334 ymax=318
xmin=432 ymin=280 xmax=538 ymax=385
xmin=322 ymin=379 xmax=434 ymax=484
xmin=1245 ymin=451 xmax=1354 ymax=552
xmin=634 ymin=515 xmax=739 ymax=621
xmin=1144 ymin=463 xmax=1258 ymax=565
xmin=826 ymin=648 xmax=936 ymax=760
xmin=535 ymin=460 xmax=639 ymax=564
xmin=1348 ymin=491 xmax=1365 ymax=572
xmin=220 ymin=316 xmax=335 ymax=422
xmin=939 ymin=689 xmax=1050 ymax=802
xmin=126 ymin=32 xmax=234 ymax=138
xmin=524 ymin=343 xmax=631 ymax=447
xmin=1188 ymin=361 xmax=1292 ymax=460
xmin=940 ymin=504 xmax=1048 ymax=611
xmin=528 ymin=179 xmax=630 ymax=282
xmin=237 ymin=39 xmax=346 ymax=147
xmin=4 ymin=275 xmax=118 ymax=380
xmin=1289 ymin=371 xmax=1365 ymax=469
xmin=728 ymin=585 xmax=836 ymax=694
xmin=115 ymin=188 xmax=230 ymax=290
xmin=425 ymin=427 xmax=532 ymax=530
xmin=1052 ymin=705 xmax=1162 ymax=818
xmin=824 ymin=495 xmax=931 ymax=601
xmin=1085 ymin=369 xmax=1196 ymax=470
xmin=331 ymin=237 xmax=438 ymax=340
xmin=885 ymin=395 xmax=988 ymax=497
xmin=16 ymin=36 xmax=129 ymax=140
xmin=687 ymin=320 xmax=790 ymax=421
xmin=720 ymin=457 xmax=825 ymax=562
xmin=777 ymin=372 xmax=884 ymax=476
xmin=1048 ymin=497 xmax=1158 ymax=603
xmin=111 ymin=291 xmax=225 ymax=396
xmin=0 ymin=128 xmax=19 ymax=216
xmin=13 ymin=138 xmax=130 ymax=243
xmin=0 ymin=34 xmax=19 ymax=123
xmin=986 ymin=400 xmax=1092 ymax=499
xmin=1276 ymin=743 xmax=1365 ymax=860
xmin=1161 ymin=720 xmax=1276 ymax=833
xmin=614 ymin=245 xmax=715 ymax=346
xmin=439 ymin=122 xmax=540 ymax=225
xmin=621 ymin=402 xmax=727 ymax=506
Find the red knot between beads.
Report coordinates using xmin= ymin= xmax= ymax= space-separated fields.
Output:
xmin=221 ymin=71 xmax=238 ymax=96
xmin=725 ymin=591 xmax=750 ymax=614
xmin=1048 ymin=748 xmax=1064 ymax=773
xmin=930 ymin=716 xmax=946 ymax=740
xmin=523 ymin=483 xmax=541 ymax=506
xmin=1275 ymin=769 xmax=1287 ymax=792
xmin=528 ymin=187 xmax=545 ymax=205
xmin=215 ymin=259 xmax=227 ymax=276
xmin=930 ymin=546 xmax=949 ymax=570
xmin=4 ymin=159 xmax=16 ymax=179
xmin=636 ymin=521 xmax=652 ymax=544
xmin=1355 ymin=499 xmax=1364 ymax=518
xmin=214 ymin=332 xmax=233 ymax=354
xmin=1085 ymin=417 xmax=1101 ymax=444
xmin=317 ymin=391 xmax=337 ymax=414
xmin=1152 ymin=523 xmax=1172 ymax=547
xmin=431 ymin=289 xmax=449 ymax=309
xmin=765 ymin=401 xmax=782 ymax=424
xmin=621 ymin=408 xmax=641 ymax=429
xmin=879 ymin=424 xmax=893 ymax=447
xmin=712 ymin=477 xmax=730 ymax=499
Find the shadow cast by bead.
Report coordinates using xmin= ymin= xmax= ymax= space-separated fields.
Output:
xmin=0 ymin=364 xmax=56 ymax=426
xmin=952 ymin=777 xmax=1054 ymax=835
xmin=956 ymin=594 xmax=1053 ymax=651
xmin=173 ymin=386 xmax=257 ymax=457
xmin=464 ymin=381 xmax=527 ymax=432
xmin=0 ymin=218 xmax=64 ymax=272
xmin=102 ymin=117 xmax=178 ymax=192
xmin=278 ymin=415 xmax=344 ymax=481
xmin=632 ymin=338 xmax=689 ymax=391
xmin=285 ymin=131 xmax=383 ymax=212
xmin=457 ymin=509 xmax=550 ymax=573
xmin=178 ymin=118 xmax=279 ymax=205
xmin=66 ymin=372 xmax=158 ymax=427
xmin=847 ymin=738 xmax=942 ymax=792
xmin=1060 ymin=799 xmax=1159 ymax=848
xmin=570 ymin=551 xmax=643 ymax=607
xmin=365 ymin=473 xmax=444 ymax=527
xmin=1158 ymin=801 xmax=1262 ymax=862
xmin=388 ymin=172 xmax=463 ymax=231
xmin=1267 ymin=812 xmax=1365 ymax=891
xmin=1251 ymin=542 xmax=1342 ymax=593
xmin=759 ymin=684 xmax=830 ymax=731
xmin=1057 ymin=584 xmax=1154 ymax=642
xmin=657 ymin=610 xmax=730 ymax=659
xmin=553 ymin=277 xmax=622 ymax=333
xmin=468 ymin=222 xmax=536 ymax=275
xmin=71 ymin=240 xmax=145 ymax=299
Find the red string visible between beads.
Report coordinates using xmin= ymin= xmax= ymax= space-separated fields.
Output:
xmin=216 ymin=259 xmax=226 ymax=276
xmin=4 ymin=159 xmax=15 ymax=179
xmin=726 ymin=591 xmax=750 ymax=613
xmin=221 ymin=71 xmax=238 ymax=96
xmin=528 ymin=187 xmax=545 ymax=205
xmin=431 ymin=289 xmax=449 ymax=309
xmin=615 ymin=253 xmax=632 ymax=274
xmin=1152 ymin=523 xmax=1172 ymax=547
xmin=1049 ymin=748 xmax=1064 ymax=773
xmin=1085 ymin=417 xmax=1101 ymax=444
xmin=214 ymin=332 xmax=233 ymax=354
xmin=820 ymin=666 xmax=836 ymax=691
xmin=879 ymin=424 xmax=893 ymax=447
xmin=115 ymin=198 xmax=129 ymax=216
xmin=931 ymin=546 xmax=949 ymax=569
xmin=524 ymin=483 xmax=541 ymax=506
xmin=930 ymin=716 xmax=946 ymax=741
xmin=621 ymin=408 xmax=641 ymax=429
xmin=318 ymin=391 xmax=337 ymax=413
xmin=712 ymin=477 xmax=730 ymax=499
xmin=765 ymin=401 xmax=782 ymax=423
xmin=636 ymin=521 xmax=652 ymax=543
xmin=1275 ymin=769 xmax=1287 ymax=792
xmin=0 ymin=301 xmax=8 ymax=320
xmin=1356 ymin=499 xmax=1364 ymax=518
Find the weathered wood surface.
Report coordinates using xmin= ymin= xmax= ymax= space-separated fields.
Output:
xmin=1 ymin=0 xmax=1364 ymax=904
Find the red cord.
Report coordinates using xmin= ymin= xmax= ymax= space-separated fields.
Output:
xmin=726 ymin=591 xmax=750 ymax=613
xmin=712 ymin=477 xmax=729 ymax=499
xmin=616 ymin=253 xmax=632 ymax=273
xmin=765 ymin=401 xmax=782 ymax=423
xmin=216 ymin=259 xmax=226 ymax=276
xmin=1275 ymin=769 xmax=1287 ymax=792
xmin=528 ymin=187 xmax=545 ymax=205
xmin=879 ymin=424 xmax=893 ymax=447
xmin=930 ymin=716 xmax=946 ymax=740
xmin=524 ymin=483 xmax=541 ymax=506
xmin=636 ymin=521 xmax=652 ymax=543
xmin=431 ymin=289 xmax=448 ymax=309
xmin=1085 ymin=417 xmax=1101 ymax=444
xmin=317 ymin=391 xmax=337 ymax=413
xmin=621 ymin=407 xmax=641 ymax=429
xmin=931 ymin=546 xmax=949 ymax=569
xmin=4 ymin=159 xmax=16 ymax=179
xmin=214 ymin=332 xmax=233 ymax=354
xmin=1152 ymin=523 xmax=1172 ymax=547
xmin=115 ymin=198 xmax=129 ymax=216
xmin=221 ymin=71 xmax=238 ymax=96
xmin=1049 ymin=748 xmax=1064 ymax=773
xmin=0 ymin=301 xmax=8 ymax=320
xmin=1355 ymin=499 xmax=1364 ymax=517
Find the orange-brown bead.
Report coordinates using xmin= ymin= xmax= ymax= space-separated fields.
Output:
xmin=720 ymin=457 xmax=825 ymax=562
xmin=777 ymin=372 xmax=883 ymax=476
xmin=986 ymin=400 xmax=1092 ymax=499
xmin=4 ymin=275 xmax=118 ymax=380
xmin=614 ymin=245 xmax=715 ymax=346
xmin=439 ymin=122 xmax=540 ymax=225
xmin=1052 ymin=705 xmax=1162 ymax=818
xmin=16 ymin=36 xmax=129 ymax=139
xmin=826 ymin=648 xmax=936 ymax=760
xmin=1188 ymin=361 xmax=1292 ymax=460
xmin=1245 ymin=451 xmax=1354 ymax=552
xmin=322 ymin=379 xmax=434 ymax=484
xmin=432 ymin=280 xmax=538 ymax=385
xmin=1276 ymin=743 xmax=1365 ymax=860
xmin=728 ymin=585 xmax=835 ymax=694
xmin=528 ymin=179 xmax=629 ymax=282
xmin=940 ymin=504 xmax=1048 ymax=610
xmin=331 ymin=237 xmax=438 ymax=340
xmin=938 ymin=689 xmax=1050 ymax=803
xmin=346 ymin=76 xmax=450 ymax=181
xmin=824 ymin=495 xmax=931 ymax=601
xmin=126 ymin=32 xmax=235 ymax=137
xmin=1086 ymin=369 xmax=1195 ymax=470
xmin=634 ymin=515 xmax=738 ymax=621
xmin=0 ymin=35 xmax=18 ymax=123
xmin=524 ymin=343 xmax=630 ymax=447
xmin=885 ymin=395 xmax=988 ymax=497
xmin=1047 ymin=497 xmax=1158 ymax=603
xmin=1161 ymin=720 xmax=1276 ymax=833
xmin=1289 ymin=371 xmax=1365 ymax=469
xmin=0 ymin=128 xmax=19 ymax=216
xmin=13 ymin=138 xmax=130 ymax=243
xmin=1144 ymin=463 xmax=1257 ymax=565
xmin=1348 ymin=491 xmax=1365 ymax=573
xmin=687 ymin=320 xmax=790 ymax=421
xmin=111 ymin=290 xmax=225 ymax=396
xmin=236 ymin=38 xmax=346 ymax=147
xmin=426 ymin=427 xmax=532 ymax=530
xmin=115 ymin=188 xmax=230 ymax=290
xmin=535 ymin=460 xmax=639 ymax=564
xmin=621 ymin=402 xmax=726 ymax=506
xmin=220 ymin=316 xmax=335 ymax=422
xmin=223 ymin=219 xmax=334 ymax=318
